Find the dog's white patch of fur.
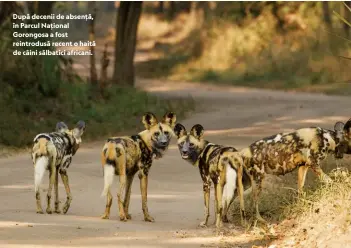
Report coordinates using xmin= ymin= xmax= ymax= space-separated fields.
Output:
xmin=33 ymin=134 xmax=52 ymax=142
xmin=34 ymin=156 xmax=48 ymax=193
xmin=323 ymin=132 xmax=336 ymax=150
xmin=222 ymin=163 xmax=237 ymax=208
xmin=274 ymin=134 xmax=282 ymax=142
xmin=101 ymin=165 xmax=115 ymax=197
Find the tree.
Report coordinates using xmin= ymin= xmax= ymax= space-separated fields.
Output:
xmin=88 ymin=1 xmax=98 ymax=87
xmin=167 ymin=1 xmax=177 ymax=19
xmin=343 ymin=2 xmax=351 ymax=38
xmin=322 ymin=2 xmax=332 ymax=29
xmin=157 ymin=1 xmax=164 ymax=14
xmin=113 ymin=2 xmax=143 ymax=86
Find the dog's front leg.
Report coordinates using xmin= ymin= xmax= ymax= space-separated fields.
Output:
xmin=250 ymin=174 xmax=266 ymax=224
xmin=139 ymin=169 xmax=154 ymax=222
xmin=60 ymin=169 xmax=72 ymax=214
xmin=311 ymin=163 xmax=332 ymax=184
xmin=199 ymin=180 xmax=210 ymax=227
xmin=297 ymin=165 xmax=309 ymax=195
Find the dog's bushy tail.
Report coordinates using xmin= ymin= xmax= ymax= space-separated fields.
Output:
xmin=101 ymin=142 xmax=125 ymax=197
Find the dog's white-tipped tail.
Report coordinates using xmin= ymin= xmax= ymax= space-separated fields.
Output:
xmin=222 ymin=163 xmax=237 ymax=208
xmin=34 ymin=157 xmax=48 ymax=193
xmin=101 ymin=165 xmax=115 ymax=197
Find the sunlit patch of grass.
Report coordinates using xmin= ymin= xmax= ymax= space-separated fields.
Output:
xmin=134 ymin=6 xmax=351 ymax=95
xmin=229 ymin=161 xmax=351 ymax=246
xmin=270 ymin=167 xmax=351 ymax=247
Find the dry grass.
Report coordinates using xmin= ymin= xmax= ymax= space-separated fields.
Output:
xmin=134 ymin=6 xmax=351 ymax=94
xmin=271 ymin=167 xmax=351 ymax=247
xmin=227 ymin=156 xmax=351 ymax=247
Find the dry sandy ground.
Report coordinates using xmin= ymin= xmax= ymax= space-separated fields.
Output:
xmin=1 ymin=79 xmax=351 ymax=248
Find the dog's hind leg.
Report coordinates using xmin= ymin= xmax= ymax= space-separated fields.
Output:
xmin=46 ymin=152 xmax=57 ymax=215
xmin=34 ymin=156 xmax=48 ymax=214
xmin=54 ymin=169 xmax=61 ymax=213
xmin=215 ymin=182 xmax=224 ymax=229
xmin=123 ymin=174 xmax=135 ymax=220
xmin=222 ymin=163 xmax=237 ymax=223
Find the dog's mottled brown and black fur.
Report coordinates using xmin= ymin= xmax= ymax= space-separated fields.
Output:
xmin=174 ymin=123 xmax=250 ymax=228
xmin=32 ymin=121 xmax=86 ymax=215
xmin=240 ymin=119 xmax=351 ymax=223
xmin=101 ymin=112 xmax=176 ymax=222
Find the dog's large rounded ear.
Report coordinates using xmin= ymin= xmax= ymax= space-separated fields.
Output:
xmin=142 ymin=112 xmax=158 ymax=130
xmin=334 ymin=122 xmax=345 ymax=132
xmin=344 ymin=118 xmax=351 ymax=133
xmin=174 ymin=123 xmax=186 ymax=138
xmin=73 ymin=120 xmax=86 ymax=139
xmin=335 ymin=121 xmax=345 ymax=140
xmin=162 ymin=112 xmax=176 ymax=128
xmin=56 ymin=122 xmax=68 ymax=132
xmin=190 ymin=124 xmax=204 ymax=140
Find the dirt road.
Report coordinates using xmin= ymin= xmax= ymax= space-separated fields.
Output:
xmin=1 ymin=79 xmax=351 ymax=248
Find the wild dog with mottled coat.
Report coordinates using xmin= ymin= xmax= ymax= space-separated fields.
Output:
xmin=32 ymin=121 xmax=86 ymax=214
xmin=240 ymin=119 xmax=351 ymax=223
xmin=174 ymin=123 xmax=250 ymax=228
xmin=101 ymin=112 xmax=176 ymax=222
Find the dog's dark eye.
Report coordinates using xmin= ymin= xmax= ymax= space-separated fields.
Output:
xmin=154 ymin=132 xmax=160 ymax=137
xmin=189 ymin=143 xmax=194 ymax=147
xmin=164 ymin=131 xmax=169 ymax=135
xmin=179 ymin=141 xmax=185 ymax=146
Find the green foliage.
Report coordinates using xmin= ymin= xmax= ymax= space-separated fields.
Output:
xmin=0 ymin=4 xmax=194 ymax=149
xmin=0 ymin=83 xmax=194 ymax=148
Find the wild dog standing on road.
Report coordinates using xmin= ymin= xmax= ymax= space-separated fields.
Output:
xmin=240 ymin=119 xmax=351 ymax=223
xmin=32 ymin=121 xmax=86 ymax=214
xmin=174 ymin=123 xmax=250 ymax=228
xmin=101 ymin=112 xmax=176 ymax=222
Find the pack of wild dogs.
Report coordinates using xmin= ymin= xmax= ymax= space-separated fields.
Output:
xmin=31 ymin=112 xmax=351 ymax=229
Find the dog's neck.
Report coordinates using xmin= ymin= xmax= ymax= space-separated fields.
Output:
xmin=192 ymin=140 xmax=210 ymax=167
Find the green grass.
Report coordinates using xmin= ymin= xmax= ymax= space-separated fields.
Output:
xmin=0 ymin=82 xmax=195 ymax=149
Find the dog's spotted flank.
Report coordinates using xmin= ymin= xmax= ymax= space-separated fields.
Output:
xmin=240 ymin=119 xmax=351 ymax=223
xmin=100 ymin=112 xmax=176 ymax=222
xmin=31 ymin=121 xmax=86 ymax=215
xmin=174 ymin=123 xmax=250 ymax=228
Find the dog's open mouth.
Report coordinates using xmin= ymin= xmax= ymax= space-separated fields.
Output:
xmin=181 ymin=154 xmax=189 ymax=159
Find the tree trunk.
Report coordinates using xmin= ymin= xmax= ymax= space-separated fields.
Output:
xmin=88 ymin=1 xmax=98 ymax=86
xmin=113 ymin=2 xmax=143 ymax=87
xmin=104 ymin=1 xmax=115 ymax=12
xmin=178 ymin=2 xmax=191 ymax=13
xmin=0 ymin=2 xmax=22 ymax=25
xmin=157 ymin=1 xmax=164 ymax=14
xmin=343 ymin=2 xmax=351 ymax=38
xmin=271 ymin=3 xmax=285 ymax=32
xmin=168 ymin=1 xmax=177 ymax=19
xmin=322 ymin=2 xmax=332 ymax=29
xmin=100 ymin=43 xmax=110 ymax=94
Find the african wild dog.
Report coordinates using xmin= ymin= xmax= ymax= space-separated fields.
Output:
xmin=174 ymin=123 xmax=250 ymax=228
xmin=32 ymin=121 xmax=86 ymax=214
xmin=100 ymin=112 xmax=176 ymax=222
xmin=240 ymin=119 xmax=351 ymax=223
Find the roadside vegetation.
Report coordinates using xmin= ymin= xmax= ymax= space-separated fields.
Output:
xmin=0 ymin=2 xmax=194 ymax=153
xmin=134 ymin=2 xmax=351 ymax=95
